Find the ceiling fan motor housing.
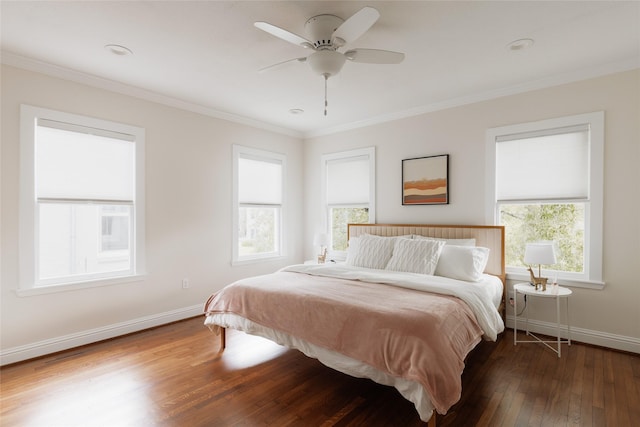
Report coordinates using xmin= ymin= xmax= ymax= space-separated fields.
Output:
xmin=304 ymin=14 xmax=344 ymax=49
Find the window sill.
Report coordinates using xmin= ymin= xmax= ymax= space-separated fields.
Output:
xmin=15 ymin=274 xmax=146 ymax=297
xmin=506 ymin=272 xmax=605 ymax=290
xmin=231 ymin=255 xmax=286 ymax=267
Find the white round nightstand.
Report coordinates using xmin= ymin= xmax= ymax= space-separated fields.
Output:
xmin=513 ymin=282 xmax=572 ymax=357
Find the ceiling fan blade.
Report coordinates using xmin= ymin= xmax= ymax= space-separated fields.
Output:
xmin=258 ymin=57 xmax=307 ymax=73
xmin=254 ymin=22 xmax=314 ymax=49
xmin=344 ymin=49 xmax=405 ymax=64
xmin=332 ymin=6 xmax=380 ymax=46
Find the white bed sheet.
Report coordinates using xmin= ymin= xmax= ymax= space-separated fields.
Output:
xmin=204 ymin=313 xmax=435 ymax=422
xmin=204 ymin=264 xmax=504 ymax=421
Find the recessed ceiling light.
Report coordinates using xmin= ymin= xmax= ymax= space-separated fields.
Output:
xmin=506 ymin=38 xmax=534 ymax=52
xmin=104 ymin=44 xmax=133 ymax=56
xmin=289 ymin=108 xmax=304 ymax=115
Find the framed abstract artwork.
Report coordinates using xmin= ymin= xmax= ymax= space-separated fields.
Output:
xmin=402 ymin=154 xmax=449 ymax=205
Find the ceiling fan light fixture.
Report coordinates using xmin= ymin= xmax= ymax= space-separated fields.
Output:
xmin=255 ymin=6 xmax=404 ymax=116
xmin=307 ymin=50 xmax=346 ymax=77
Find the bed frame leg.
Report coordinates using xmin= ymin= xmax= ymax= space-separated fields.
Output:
xmin=427 ymin=413 xmax=437 ymax=427
xmin=220 ymin=327 xmax=226 ymax=350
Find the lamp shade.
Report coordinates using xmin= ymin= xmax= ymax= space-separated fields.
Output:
xmin=524 ymin=242 xmax=557 ymax=265
xmin=313 ymin=233 xmax=329 ymax=247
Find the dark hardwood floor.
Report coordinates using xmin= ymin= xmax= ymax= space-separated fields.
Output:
xmin=1 ymin=317 xmax=638 ymax=426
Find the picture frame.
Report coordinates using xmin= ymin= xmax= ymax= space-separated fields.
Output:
xmin=402 ymin=154 xmax=449 ymax=205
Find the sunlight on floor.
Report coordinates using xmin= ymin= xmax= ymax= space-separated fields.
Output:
xmin=23 ymin=372 xmax=153 ymax=426
xmin=219 ymin=332 xmax=289 ymax=370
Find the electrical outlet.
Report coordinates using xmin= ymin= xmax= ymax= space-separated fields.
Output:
xmin=182 ymin=278 xmax=190 ymax=289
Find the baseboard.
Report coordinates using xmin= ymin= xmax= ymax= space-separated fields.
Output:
xmin=506 ymin=315 xmax=640 ymax=354
xmin=3 ymin=309 xmax=637 ymax=366
xmin=0 ymin=304 xmax=203 ymax=366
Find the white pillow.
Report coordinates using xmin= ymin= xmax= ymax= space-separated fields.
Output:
xmin=346 ymin=234 xmax=396 ymax=269
xmin=385 ymin=238 xmax=445 ymax=275
xmin=345 ymin=236 xmax=361 ymax=264
xmin=413 ymin=236 xmax=476 ymax=246
xmin=435 ymin=245 xmax=490 ymax=282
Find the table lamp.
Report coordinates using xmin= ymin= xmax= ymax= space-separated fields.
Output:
xmin=524 ymin=242 xmax=556 ymax=291
xmin=314 ymin=232 xmax=329 ymax=264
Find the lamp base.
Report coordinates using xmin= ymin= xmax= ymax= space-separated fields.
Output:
xmin=527 ymin=266 xmax=548 ymax=291
xmin=317 ymin=247 xmax=327 ymax=264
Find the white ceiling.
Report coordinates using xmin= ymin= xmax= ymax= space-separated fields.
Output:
xmin=2 ymin=1 xmax=639 ymax=137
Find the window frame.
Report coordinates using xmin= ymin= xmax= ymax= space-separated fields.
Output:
xmin=320 ymin=147 xmax=376 ymax=259
xmin=232 ymin=145 xmax=286 ymax=265
xmin=485 ymin=112 xmax=604 ymax=289
xmin=18 ymin=105 xmax=146 ymax=295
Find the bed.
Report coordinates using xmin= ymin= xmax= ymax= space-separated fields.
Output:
xmin=204 ymin=224 xmax=506 ymax=426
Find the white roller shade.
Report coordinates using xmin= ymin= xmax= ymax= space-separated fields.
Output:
xmin=239 ymin=156 xmax=282 ymax=204
xmin=36 ymin=120 xmax=135 ymax=201
xmin=327 ymin=155 xmax=370 ymax=205
xmin=496 ymin=125 xmax=589 ymax=201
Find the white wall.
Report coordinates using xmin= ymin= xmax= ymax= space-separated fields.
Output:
xmin=1 ymin=65 xmax=304 ymax=364
xmin=304 ymin=69 xmax=640 ymax=352
xmin=2 ymin=65 xmax=638 ymax=363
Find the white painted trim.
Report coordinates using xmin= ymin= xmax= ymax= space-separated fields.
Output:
xmin=19 ymin=105 xmax=147 ymax=290
xmin=506 ymin=316 xmax=640 ymax=354
xmin=4 ymin=51 xmax=636 ymax=140
xmin=1 ymin=51 xmax=301 ymax=138
xmin=306 ymin=59 xmax=640 ymax=138
xmin=0 ymin=305 xmax=203 ymax=366
xmin=15 ymin=274 xmax=146 ymax=297
xmin=506 ymin=273 xmax=604 ymax=290
xmin=485 ymin=112 xmax=605 ymax=284
xmin=3 ymin=306 xmax=635 ymax=366
xmin=320 ymin=147 xmax=376 ymax=253
xmin=231 ymin=145 xmax=287 ymax=265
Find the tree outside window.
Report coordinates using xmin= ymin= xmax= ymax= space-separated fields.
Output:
xmin=500 ymin=203 xmax=584 ymax=273
xmin=330 ymin=207 xmax=369 ymax=251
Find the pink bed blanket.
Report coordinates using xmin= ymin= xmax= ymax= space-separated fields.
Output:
xmin=204 ymin=270 xmax=483 ymax=414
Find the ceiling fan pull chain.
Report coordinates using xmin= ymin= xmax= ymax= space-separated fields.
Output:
xmin=324 ymin=74 xmax=328 ymax=116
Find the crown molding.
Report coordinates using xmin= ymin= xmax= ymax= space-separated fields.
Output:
xmin=1 ymin=51 xmax=303 ymax=139
xmin=304 ymin=57 xmax=640 ymax=139
xmin=3 ymin=51 xmax=637 ymax=141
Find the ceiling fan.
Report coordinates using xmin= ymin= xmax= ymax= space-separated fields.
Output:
xmin=255 ymin=6 xmax=405 ymax=115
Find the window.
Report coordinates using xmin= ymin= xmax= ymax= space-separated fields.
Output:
xmin=321 ymin=147 xmax=376 ymax=256
xmin=486 ymin=112 xmax=604 ymax=288
xmin=232 ymin=145 xmax=285 ymax=263
xmin=19 ymin=105 xmax=145 ymax=292
xmin=100 ymin=205 xmax=130 ymax=252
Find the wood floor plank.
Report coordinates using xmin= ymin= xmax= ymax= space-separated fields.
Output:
xmin=474 ymin=391 xmax=502 ymax=427
xmin=567 ymin=345 xmax=586 ymax=426
xmin=623 ymin=351 xmax=640 ymax=424
xmin=580 ymin=342 xmax=596 ymax=427
xmin=592 ymin=347 xmax=605 ymax=409
xmin=498 ymin=391 xmax=525 ymax=427
xmin=1 ymin=317 xmax=638 ymax=427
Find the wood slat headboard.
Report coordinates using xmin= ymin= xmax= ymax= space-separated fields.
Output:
xmin=347 ymin=223 xmax=506 ymax=282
